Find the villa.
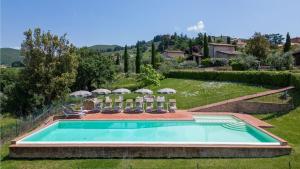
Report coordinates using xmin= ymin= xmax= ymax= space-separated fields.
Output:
xmin=208 ymin=43 xmax=241 ymax=60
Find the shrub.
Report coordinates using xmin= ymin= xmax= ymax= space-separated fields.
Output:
xmin=212 ymin=58 xmax=228 ymax=66
xmin=167 ymin=70 xmax=291 ymax=87
xmin=291 ymin=73 xmax=300 ymax=90
xmin=201 ymin=58 xmax=213 ymax=67
xmin=266 ymin=52 xmax=295 ymax=70
xmin=229 ymin=55 xmax=259 ymax=70
xmin=138 ymin=64 xmax=164 ymax=86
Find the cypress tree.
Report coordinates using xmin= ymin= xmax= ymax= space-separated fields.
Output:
xmin=151 ymin=42 xmax=156 ymax=68
xmin=208 ymin=36 xmax=212 ymax=43
xmin=284 ymin=32 xmax=291 ymax=52
xmin=135 ymin=42 xmax=141 ymax=73
xmin=188 ymin=39 xmax=193 ymax=55
xmin=227 ymin=37 xmax=231 ymax=44
xmin=115 ymin=53 xmax=120 ymax=65
xmin=203 ymin=33 xmax=209 ymax=59
xmin=124 ymin=45 xmax=129 ymax=73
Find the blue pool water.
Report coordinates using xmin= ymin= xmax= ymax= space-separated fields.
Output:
xmin=18 ymin=115 xmax=280 ymax=145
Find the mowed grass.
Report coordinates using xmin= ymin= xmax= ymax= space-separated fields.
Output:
xmin=2 ymin=79 xmax=300 ymax=169
xmin=68 ymin=78 xmax=269 ymax=110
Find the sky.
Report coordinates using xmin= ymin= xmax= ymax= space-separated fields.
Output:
xmin=1 ymin=0 xmax=300 ymax=48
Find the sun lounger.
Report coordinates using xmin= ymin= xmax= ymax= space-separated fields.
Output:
xmin=135 ymin=97 xmax=144 ymax=113
xmin=145 ymin=98 xmax=154 ymax=113
xmin=102 ymin=97 xmax=113 ymax=113
xmin=62 ymin=106 xmax=86 ymax=118
xmin=168 ymin=99 xmax=177 ymax=113
xmin=124 ymin=99 xmax=134 ymax=113
xmin=113 ymin=98 xmax=123 ymax=113
xmin=92 ymin=98 xmax=103 ymax=113
xmin=157 ymin=96 xmax=167 ymax=113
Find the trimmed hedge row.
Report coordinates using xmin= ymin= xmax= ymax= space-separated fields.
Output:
xmin=291 ymin=73 xmax=300 ymax=90
xmin=167 ymin=70 xmax=292 ymax=87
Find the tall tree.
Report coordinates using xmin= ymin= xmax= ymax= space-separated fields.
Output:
xmin=195 ymin=33 xmax=204 ymax=46
xmin=151 ymin=42 xmax=157 ymax=69
xmin=264 ymin=33 xmax=284 ymax=47
xmin=284 ymin=32 xmax=291 ymax=52
xmin=246 ymin=32 xmax=270 ymax=61
xmin=188 ymin=39 xmax=193 ymax=55
xmin=208 ymin=36 xmax=212 ymax=43
xmin=123 ymin=45 xmax=129 ymax=73
xmin=75 ymin=48 xmax=115 ymax=91
xmin=115 ymin=53 xmax=120 ymax=65
xmin=19 ymin=28 xmax=78 ymax=114
xmin=227 ymin=37 xmax=231 ymax=44
xmin=203 ymin=33 xmax=209 ymax=59
xmin=135 ymin=42 xmax=141 ymax=73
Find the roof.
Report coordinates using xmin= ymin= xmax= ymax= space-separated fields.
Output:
xmin=209 ymin=43 xmax=235 ymax=47
xmin=216 ymin=50 xmax=241 ymax=55
xmin=291 ymin=37 xmax=300 ymax=43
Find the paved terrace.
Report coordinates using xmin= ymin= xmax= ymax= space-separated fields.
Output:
xmin=53 ymin=111 xmax=273 ymax=129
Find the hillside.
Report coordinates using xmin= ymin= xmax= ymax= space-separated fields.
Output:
xmin=0 ymin=48 xmax=24 ymax=66
xmin=89 ymin=45 xmax=122 ymax=52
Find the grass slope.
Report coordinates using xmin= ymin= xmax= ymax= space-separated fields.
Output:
xmin=0 ymin=48 xmax=23 ymax=66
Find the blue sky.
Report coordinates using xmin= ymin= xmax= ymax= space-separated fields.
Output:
xmin=1 ymin=0 xmax=300 ymax=48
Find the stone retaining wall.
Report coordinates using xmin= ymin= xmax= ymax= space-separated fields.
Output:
xmin=190 ymin=101 xmax=293 ymax=114
xmin=9 ymin=145 xmax=291 ymax=158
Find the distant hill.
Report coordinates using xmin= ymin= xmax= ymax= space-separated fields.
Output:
xmin=89 ymin=45 xmax=123 ymax=52
xmin=0 ymin=48 xmax=24 ymax=66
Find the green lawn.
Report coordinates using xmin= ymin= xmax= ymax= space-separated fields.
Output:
xmin=67 ymin=78 xmax=269 ymax=110
xmin=1 ymin=80 xmax=299 ymax=169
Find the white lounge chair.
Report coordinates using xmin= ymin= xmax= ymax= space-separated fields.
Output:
xmin=135 ymin=97 xmax=144 ymax=113
xmin=157 ymin=96 xmax=167 ymax=113
xmin=113 ymin=98 xmax=123 ymax=113
xmin=102 ymin=97 xmax=113 ymax=113
xmin=124 ymin=99 xmax=134 ymax=113
xmin=168 ymin=99 xmax=177 ymax=113
xmin=145 ymin=98 xmax=154 ymax=113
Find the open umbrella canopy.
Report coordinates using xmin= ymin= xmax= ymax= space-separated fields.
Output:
xmin=92 ymin=89 xmax=111 ymax=95
xmin=112 ymin=88 xmax=131 ymax=94
xmin=135 ymin=88 xmax=153 ymax=95
xmin=69 ymin=90 xmax=92 ymax=98
xmin=157 ymin=88 xmax=176 ymax=94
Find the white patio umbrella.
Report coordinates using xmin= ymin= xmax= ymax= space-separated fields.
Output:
xmin=69 ymin=90 xmax=92 ymax=98
xmin=112 ymin=88 xmax=131 ymax=94
xmin=157 ymin=88 xmax=176 ymax=94
xmin=135 ymin=88 xmax=153 ymax=95
xmin=92 ymin=89 xmax=111 ymax=95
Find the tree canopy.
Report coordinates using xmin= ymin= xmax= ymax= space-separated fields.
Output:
xmin=74 ymin=48 xmax=115 ymax=91
xmin=19 ymin=28 xmax=78 ymax=115
xmin=246 ymin=32 xmax=270 ymax=61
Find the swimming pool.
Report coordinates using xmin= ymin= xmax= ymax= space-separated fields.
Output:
xmin=17 ymin=115 xmax=280 ymax=145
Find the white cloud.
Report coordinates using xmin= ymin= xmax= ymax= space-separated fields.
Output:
xmin=187 ymin=21 xmax=205 ymax=33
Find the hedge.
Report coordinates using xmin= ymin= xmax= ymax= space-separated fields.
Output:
xmin=291 ymin=73 xmax=300 ymax=90
xmin=167 ymin=70 xmax=292 ymax=87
